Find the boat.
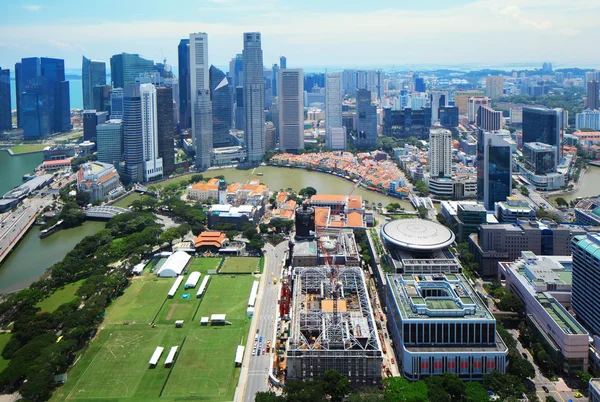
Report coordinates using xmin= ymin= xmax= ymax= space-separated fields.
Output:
xmin=22 ymin=174 xmax=36 ymax=181
xmin=256 ymin=172 xmax=263 ymax=176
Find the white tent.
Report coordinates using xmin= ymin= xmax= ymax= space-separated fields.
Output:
xmin=235 ymin=345 xmax=244 ymax=365
xmin=196 ymin=275 xmax=211 ymax=298
xmin=211 ymin=314 xmax=226 ymax=323
xmin=185 ymin=271 xmax=201 ymax=289
xmin=247 ymin=281 xmax=259 ymax=307
xmin=165 ymin=346 xmax=178 ymax=366
xmin=149 ymin=346 xmax=164 ymax=367
xmin=156 ymin=251 xmax=191 ymax=277
xmin=168 ymin=276 xmax=185 ymax=298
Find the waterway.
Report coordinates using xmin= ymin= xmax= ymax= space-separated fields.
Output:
xmin=0 ymin=221 xmax=106 ymax=295
xmin=550 ymin=166 xmax=600 ymax=203
xmin=0 ymin=150 xmax=43 ymax=195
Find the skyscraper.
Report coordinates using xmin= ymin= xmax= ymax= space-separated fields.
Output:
xmin=477 ymin=130 xmax=512 ymax=210
xmin=83 ymin=110 xmax=108 ymax=142
xmin=572 ymin=233 xmax=600 ymax=336
xmin=0 ymin=68 xmax=10 ymax=131
xmin=122 ymin=84 xmax=143 ymax=183
xmin=140 ymin=84 xmax=163 ymax=181
xmin=429 ymin=128 xmax=452 ymax=178
xmin=522 ymin=106 xmax=562 ymax=161
xmin=342 ymin=69 xmax=357 ymax=97
xmin=265 ymin=121 xmax=276 ymax=150
xmin=278 ymin=69 xmax=304 ymax=153
xmin=587 ymin=81 xmax=599 ymax=110
xmin=429 ymin=91 xmax=448 ymax=122
xmin=97 ymin=119 xmax=123 ymax=165
xmin=485 ymin=75 xmax=504 ymax=99
xmin=468 ymin=97 xmax=492 ymax=123
xmin=280 ymin=56 xmax=287 ymax=69
xmin=353 ymin=89 xmax=377 ymax=149
xmin=476 ymin=106 xmax=502 ymax=131
xmin=243 ymin=32 xmax=265 ymax=164
xmin=110 ymin=53 xmax=155 ymax=89
xmin=325 ymin=72 xmax=345 ymax=150
xmin=272 ymin=64 xmax=279 ymax=97
xmin=209 ymin=65 xmax=232 ymax=147
xmin=82 ymin=56 xmax=106 ymax=110
xmin=178 ymin=39 xmax=191 ymax=129
xmin=189 ymin=32 xmax=213 ymax=170
xmin=235 ymin=86 xmax=244 ymax=131
xmin=414 ymin=75 xmax=426 ymax=92
xmin=157 ymin=86 xmax=175 ymax=176
xmin=110 ymin=88 xmax=124 ymax=119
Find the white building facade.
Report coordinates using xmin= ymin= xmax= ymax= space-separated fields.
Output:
xmin=429 ymin=128 xmax=452 ymax=178
xmin=140 ymin=84 xmax=163 ymax=181
xmin=189 ymin=32 xmax=213 ymax=170
xmin=278 ymin=69 xmax=304 ymax=152
xmin=325 ymin=73 xmax=345 ymax=150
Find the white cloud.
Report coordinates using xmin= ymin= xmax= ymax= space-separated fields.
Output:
xmin=498 ymin=5 xmax=521 ymax=19
xmin=23 ymin=5 xmax=42 ymax=12
xmin=559 ymin=28 xmax=581 ymax=36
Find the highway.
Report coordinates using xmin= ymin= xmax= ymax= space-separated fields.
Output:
xmin=238 ymin=241 xmax=288 ymax=402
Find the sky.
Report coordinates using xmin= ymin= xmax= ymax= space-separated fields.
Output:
xmin=0 ymin=0 xmax=598 ymax=72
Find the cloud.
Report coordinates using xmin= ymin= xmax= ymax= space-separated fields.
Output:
xmin=498 ymin=5 xmax=520 ymax=19
xmin=23 ymin=5 xmax=42 ymax=12
xmin=523 ymin=19 xmax=552 ymax=30
xmin=559 ymin=28 xmax=581 ymax=36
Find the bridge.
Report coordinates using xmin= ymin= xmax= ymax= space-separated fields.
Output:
xmin=83 ymin=206 xmax=129 ymax=220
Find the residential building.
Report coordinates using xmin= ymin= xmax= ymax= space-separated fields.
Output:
xmin=139 ymin=84 xmax=163 ymax=181
xmin=96 ymin=119 xmax=123 ymax=165
xmin=454 ymin=90 xmax=484 ymax=114
xmin=0 ymin=67 xmax=10 ymax=131
xmin=325 ymin=72 xmax=345 ymax=150
xmin=476 ymin=106 xmax=502 ymax=131
xmin=109 ymin=53 xmax=155 ymax=89
xmin=498 ymin=252 xmax=589 ymax=373
xmin=382 ymin=108 xmax=432 ymax=139
xmin=429 ymin=127 xmax=452 ymax=178
xmin=468 ymin=97 xmax=492 ymax=123
xmin=76 ymin=161 xmax=121 ymax=202
xmin=278 ymin=69 xmax=304 ymax=153
xmin=353 ymin=89 xmax=377 ymax=149
xmin=110 ymin=88 xmax=124 ymax=119
xmin=572 ymin=233 xmax=600 ymax=336
xmin=189 ymin=32 xmax=213 ymax=170
xmin=477 ymin=130 xmax=512 ymax=210
xmin=122 ymin=84 xmax=143 ymax=183
xmin=209 ymin=65 xmax=232 ymax=147
xmin=82 ymin=56 xmax=106 ymax=110
xmin=494 ymin=197 xmax=535 ymax=223
xmin=83 ymin=110 xmax=108 ymax=142
xmin=485 ymin=75 xmax=504 ymax=99
xmin=178 ymin=39 xmax=191 ymax=129
xmin=470 ymin=219 xmax=586 ymax=277
xmin=243 ymin=32 xmax=265 ymax=164
xmin=587 ymin=81 xmax=599 ymax=110
xmin=386 ymin=273 xmax=508 ymax=380
xmin=522 ymin=107 xmax=562 ymax=161
xmin=157 ymin=86 xmax=175 ymax=175
xmin=576 ymin=109 xmax=600 ymax=131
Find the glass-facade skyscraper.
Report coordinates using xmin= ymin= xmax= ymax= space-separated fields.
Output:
xmin=209 ymin=65 xmax=231 ymax=147
xmin=82 ymin=56 xmax=107 ymax=110
xmin=243 ymin=32 xmax=265 ymax=164
xmin=122 ymin=84 xmax=143 ymax=183
xmin=353 ymin=89 xmax=377 ymax=149
xmin=0 ymin=68 xmax=10 ymax=131
xmin=97 ymin=119 xmax=123 ymax=165
xmin=110 ymin=53 xmax=155 ymax=89
xmin=572 ymin=233 xmax=600 ymax=336
xmin=522 ymin=106 xmax=561 ymax=161
xmin=157 ymin=86 xmax=175 ymax=175
xmin=177 ymin=39 xmax=191 ymax=130
xmin=477 ymin=129 xmax=512 ymax=210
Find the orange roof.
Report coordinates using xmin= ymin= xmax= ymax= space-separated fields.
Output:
xmin=284 ymin=200 xmax=297 ymax=210
xmin=43 ymin=158 xmax=72 ymax=166
xmin=347 ymin=212 xmax=363 ymax=227
xmin=347 ymin=195 xmax=362 ymax=209
xmin=276 ymin=192 xmax=288 ymax=203
xmin=193 ymin=231 xmax=226 ymax=248
xmin=207 ymin=178 xmax=220 ymax=185
xmin=311 ymin=194 xmax=346 ymax=203
xmin=314 ymin=207 xmax=330 ymax=227
xmin=191 ymin=182 xmax=218 ymax=191
xmin=280 ymin=210 xmax=294 ymax=219
xmin=97 ymin=171 xmax=116 ymax=184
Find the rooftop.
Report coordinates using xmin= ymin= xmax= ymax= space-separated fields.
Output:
xmin=381 ymin=219 xmax=455 ymax=251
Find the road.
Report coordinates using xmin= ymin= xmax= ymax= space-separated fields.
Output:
xmin=525 ymin=188 xmax=569 ymax=222
xmin=239 ymin=241 xmax=288 ymax=402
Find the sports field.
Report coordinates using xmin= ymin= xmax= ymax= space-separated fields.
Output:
xmin=51 ymin=260 xmax=255 ymax=402
xmin=36 ymin=280 xmax=84 ymax=313
xmin=219 ymin=257 xmax=260 ymax=274
xmin=187 ymin=257 xmax=221 ymax=274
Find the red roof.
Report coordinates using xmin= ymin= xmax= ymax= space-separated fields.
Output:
xmin=193 ymin=231 xmax=226 ymax=248
xmin=43 ymin=158 xmax=72 ymax=167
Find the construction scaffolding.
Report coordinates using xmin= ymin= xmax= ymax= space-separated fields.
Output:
xmin=287 ymin=266 xmax=383 ymax=386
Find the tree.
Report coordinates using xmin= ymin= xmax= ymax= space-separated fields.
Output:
xmin=321 ymin=369 xmax=349 ymax=402
xmin=483 ymin=371 xmax=525 ymax=399
xmin=191 ymin=174 xmax=204 ymax=183
xmin=75 ymin=191 xmax=91 ymax=207
xmin=465 ymin=381 xmax=491 ymax=402
xmin=414 ymin=180 xmax=429 ymax=196
xmin=555 ymin=197 xmax=568 ymax=208
xmin=417 ymin=206 xmax=428 ymax=219
xmin=387 ymin=203 xmax=403 ymax=212
xmin=545 ymin=397 xmax=557 ymax=402
xmin=520 ymin=185 xmax=530 ymax=197
xmin=299 ymin=187 xmax=317 ymax=198
xmin=497 ymin=293 xmax=524 ymax=314
xmin=255 ymin=391 xmax=284 ymax=402
xmin=383 ymin=377 xmax=428 ymax=402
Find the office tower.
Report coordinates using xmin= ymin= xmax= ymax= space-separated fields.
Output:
xmin=235 ymin=86 xmax=244 ymax=131
xmin=576 ymin=109 xmax=600 ymax=131
xmin=522 ymin=106 xmax=561 ymax=161
xmin=272 ymin=64 xmax=279 ymax=97
xmin=355 ymin=70 xmax=368 ymax=91
xmin=278 ymin=69 xmax=304 ymax=153
xmin=83 ymin=110 xmax=108 ymax=142
xmin=454 ymin=90 xmax=484 ymax=114
xmin=411 ymin=95 xmax=428 ymax=110
xmin=342 ymin=69 xmax=357 ymax=97
xmin=41 ymin=57 xmax=71 ymax=133
xmin=265 ymin=121 xmax=276 ymax=150
xmin=209 ymin=65 xmax=232 ymax=147
xmin=139 ymin=83 xmax=163 ymax=181
xmin=572 ymin=233 xmax=600 ymax=336
xmin=523 ymin=142 xmax=557 ymax=175
xmin=325 ymin=72 xmax=345 ymax=150
xmin=110 ymin=88 xmax=124 ymax=119
xmin=189 ymin=32 xmax=213 ymax=170
xmin=429 ymin=91 xmax=448 ymax=122
xmin=354 ymin=89 xmax=377 ymax=149
xmin=587 ymin=81 xmax=599 ymax=110
xmin=97 ymin=119 xmax=123 ymax=164
xmin=178 ymin=39 xmax=191 ymax=129
xmin=414 ymin=76 xmax=426 ymax=92
xmin=467 ymin=97 xmax=492 ymax=123
xmin=82 ymin=56 xmax=106 ymax=110
xmin=476 ymin=105 xmax=502 ymax=131
xmin=429 ymin=128 xmax=452 ymax=178
xmin=92 ymin=85 xmax=111 ymax=112
xmin=122 ymin=84 xmax=143 ymax=183
xmin=477 ymin=130 xmax=512 ymax=210
xmin=439 ymin=106 xmax=459 ymax=129
xmin=243 ymin=32 xmax=265 ymax=164
xmin=485 ymin=75 xmax=504 ymax=99
xmin=382 ymin=108 xmax=432 ymax=139
xmin=264 ymin=68 xmax=273 ymax=110
xmin=15 ymin=62 xmax=22 ymax=128
xmin=157 ymin=86 xmax=175 ymax=176
xmin=110 ymin=53 xmax=155 ymax=89
xmin=229 ymin=54 xmax=243 ymax=89
xmin=280 ymin=56 xmax=287 ymax=69
xmin=375 ymin=71 xmax=382 ymax=100
xmin=0 ymin=68 xmax=10 ymax=131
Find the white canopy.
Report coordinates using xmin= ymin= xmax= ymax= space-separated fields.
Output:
xmin=156 ymin=251 xmax=191 ymax=277
xmin=149 ymin=346 xmax=164 ymax=366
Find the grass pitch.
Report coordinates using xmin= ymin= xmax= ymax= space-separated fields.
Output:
xmin=187 ymin=257 xmax=221 ymax=274
xmin=219 ymin=257 xmax=260 ymax=274
xmin=36 ymin=280 xmax=84 ymax=313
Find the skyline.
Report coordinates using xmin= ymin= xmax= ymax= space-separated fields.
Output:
xmin=1 ymin=0 xmax=599 ymax=70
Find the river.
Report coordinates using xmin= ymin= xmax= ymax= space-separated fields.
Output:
xmin=0 ymin=151 xmax=43 ymax=195
xmin=550 ymin=166 xmax=600 ymax=203
xmin=0 ymin=221 xmax=106 ymax=295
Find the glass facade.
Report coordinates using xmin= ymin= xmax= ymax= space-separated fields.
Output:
xmin=110 ymin=53 xmax=155 ymax=89
xmin=487 ymin=145 xmax=511 ymax=210
xmin=523 ymin=142 xmax=556 ymax=175
xmin=177 ymin=39 xmax=191 ymax=129
xmin=82 ymin=56 xmax=107 ymax=110
xmin=354 ymin=89 xmax=377 ymax=149
xmin=209 ymin=65 xmax=232 ymax=147
xmin=97 ymin=120 xmax=123 ymax=165
xmin=0 ymin=68 xmax=10 ymax=131
xmin=122 ymin=85 xmax=143 ymax=183
xmin=522 ymin=107 xmax=560 ymax=160
xmin=156 ymin=87 xmax=175 ymax=175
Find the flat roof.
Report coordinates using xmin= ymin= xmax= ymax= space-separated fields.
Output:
xmin=537 ymin=293 xmax=586 ymax=335
xmin=381 ymin=219 xmax=455 ymax=251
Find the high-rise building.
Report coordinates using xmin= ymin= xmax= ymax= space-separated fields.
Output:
xmin=229 ymin=54 xmax=243 ymax=89
xmin=243 ymin=32 xmax=265 ymax=164
xmin=414 ymin=76 xmax=426 ymax=92
xmin=0 ymin=68 xmax=10 ymax=131
xmin=139 ymin=83 xmax=163 ymax=181
xmin=83 ymin=110 xmax=108 ymax=142
xmin=325 ymin=72 xmax=345 ymax=150
xmin=467 ymin=97 xmax=492 ymax=123
xmin=356 ymin=70 xmax=368 ymax=90
xmin=342 ymin=69 xmax=357 ymax=97
xmin=485 ymin=75 xmax=504 ymax=99
xmin=439 ymin=106 xmax=459 ymax=129
xmin=587 ymin=81 xmax=599 ymax=110
xmin=235 ymin=86 xmax=244 ymax=131
xmin=92 ymin=84 xmax=111 ymax=112
xmin=280 ymin=56 xmax=287 ymax=69
xmin=209 ymin=65 xmax=232 ymax=147
xmin=157 ymin=86 xmax=175 ymax=176
xmin=177 ymin=39 xmax=191 ymax=129
xmin=522 ymin=106 xmax=562 ymax=161
xmin=122 ymin=84 xmax=143 ymax=183
xmin=429 ymin=128 xmax=452 ymax=178
xmin=576 ymin=109 xmax=600 ymax=131
xmin=265 ymin=121 xmax=276 ymax=150
xmin=476 ymin=105 xmax=502 ymax=131
xmin=97 ymin=119 xmax=123 ymax=165
xmin=454 ymin=90 xmax=484 ymax=114
xmin=477 ymin=130 xmax=512 ymax=210
xmin=110 ymin=88 xmax=124 ymax=120
xmin=353 ymin=89 xmax=377 ymax=149
xmin=429 ymin=91 xmax=448 ymax=122
xmin=278 ymin=69 xmax=304 ymax=153
xmin=189 ymin=32 xmax=213 ymax=170
xmin=272 ymin=64 xmax=279 ymax=97
xmin=110 ymin=53 xmax=155 ymax=89
xmin=523 ymin=142 xmax=557 ymax=175
xmin=263 ymin=68 xmax=273 ymax=110
xmin=572 ymin=233 xmax=600 ymax=336
xmin=82 ymin=56 xmax=106 ymax=110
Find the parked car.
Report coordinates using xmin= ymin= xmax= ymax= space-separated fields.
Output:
xmin=542 ymin=386 xmax=549 ymax=393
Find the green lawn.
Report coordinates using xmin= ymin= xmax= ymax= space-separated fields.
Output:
xmin=219 ymin=257 xmax=260 ymax=274
xmin=0 ymin=333 xmax=12 ymax=373
xmin=112 ymin=193 xmax=141 ymax=208
xmin=36 ymin=280 xmax=84 ymax=313
xmin=155 ymin=275 xmax=203 ymax=325
xmin=10 ymin=144 xmax=47 ymax=154
xmin=187 ymin=257 xmax=221 ymax=274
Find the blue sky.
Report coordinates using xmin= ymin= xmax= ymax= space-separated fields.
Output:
xmin=0 ymin=0 xmax=598 ymax=71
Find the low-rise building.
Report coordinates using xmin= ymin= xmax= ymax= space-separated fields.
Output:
xmin=76 ymin=161 xmax=122 ymax=202
xmin=428 ymin=176 xmax=477 ymax=200
xmin=575 ymin=198 xmax=600 ymax=226
xmin=494 ymin=196 xmax=536 ymax=223
xmin=41 ymin=158 xmax=72 ymax=171
xmin=207 ymin=204 xmax=264 ymax=230
xmin=187 ymin=178 xmax=220 ymax=201
xmin=590 ymin=378 xmax=600 ymax=402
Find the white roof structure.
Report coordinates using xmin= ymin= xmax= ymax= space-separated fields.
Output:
xmin=381 ymin=218 xmax=455 ymax=251
xmin=211 ymin=314 xmax=226 ymax=322
xmin=132 ymin=263 xmax=145 ymax=274
xmin=149 ymin=346 xmax=164 ymax=366
xmin=235 ymin=345 xmax=245 ymax=365
xmin=248 ymin=281 xmax=259 ymax=307
xmin=168 ymin=276 xmax=185 ymax=298
xmin=157 ymin=251 xmax=191 ymax=277
xmin=200 ymin=317 xmax=209 ymax=324
xmin=185 ymin=271 xmax=201 ymax=288
xmin=196 ymin=275 xmax=211 ymax=298
xmin=165 ymin=346 xmax=178 ymax=366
